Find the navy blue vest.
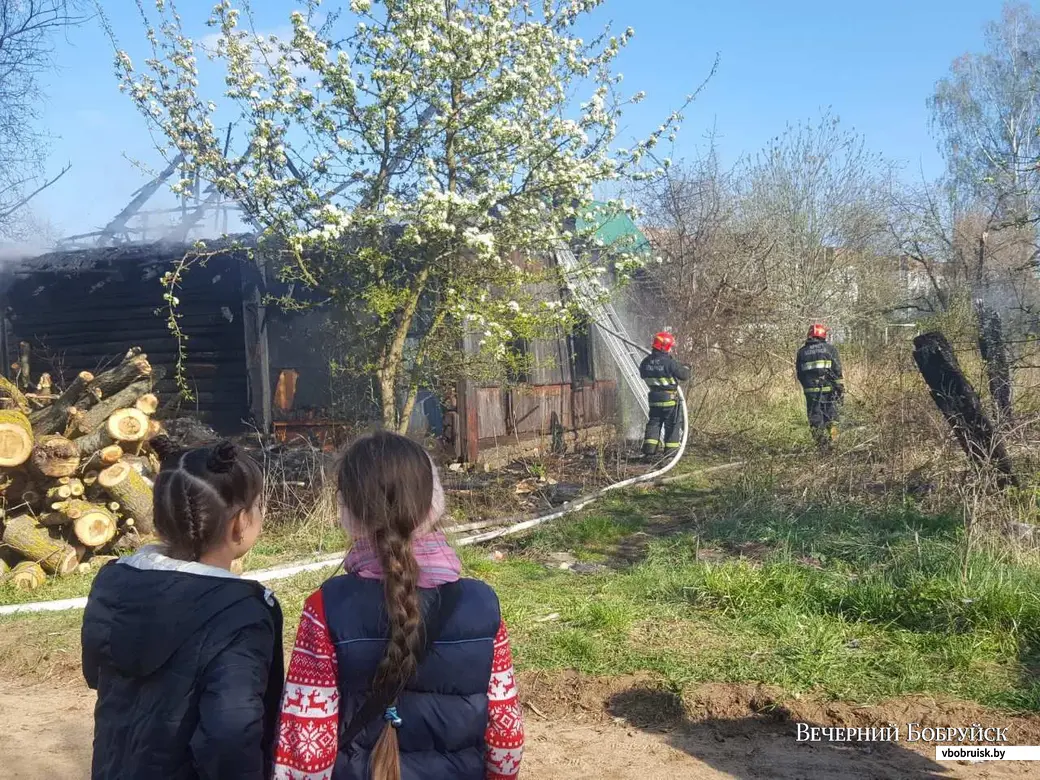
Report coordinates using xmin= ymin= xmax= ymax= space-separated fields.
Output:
xmin=321 ymin=574 xmax=501 ymax=780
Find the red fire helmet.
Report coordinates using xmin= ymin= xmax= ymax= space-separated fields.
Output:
xmin=808 ymin=323 xmax=829 ymax=341
xmin=652 ymin=331 xmax=676 ymax=352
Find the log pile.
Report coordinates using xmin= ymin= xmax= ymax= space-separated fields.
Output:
xmin=0 ymin=347 xmax=164 ymax=590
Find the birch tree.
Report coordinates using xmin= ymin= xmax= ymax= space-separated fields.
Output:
xmin=929 ymin=1 xmax=1040 ymax=225
xmin=110 ymin=0 xmax=695 ymax=430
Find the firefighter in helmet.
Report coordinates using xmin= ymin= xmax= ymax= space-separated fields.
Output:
xmin=796 ymin=323 xmax=844 ymax=450
xmin=639 ymin=331 xmax=691 ymax=460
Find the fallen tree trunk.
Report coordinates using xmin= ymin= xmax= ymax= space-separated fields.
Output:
xmin=31 ymin=435 xmax=81 ymax=478
xmin=912 ymin=331 xmax=1016 ymax=487
xmin=1 ymin=514 xmax=79 ymax=574
xmin=99 ymin=461 xmax=154 ymax=534
xmin=0 ymin=409 xmax=34 ymax=467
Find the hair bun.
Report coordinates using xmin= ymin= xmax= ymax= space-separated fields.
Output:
xmin=150 ymin=435 xmax=180 ymax=461
xmin=207 ymin=440 xmax=238 ymax=473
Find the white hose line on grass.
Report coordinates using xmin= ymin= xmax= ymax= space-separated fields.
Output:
xmin=0 ymin=393 xmax=695 ymax=617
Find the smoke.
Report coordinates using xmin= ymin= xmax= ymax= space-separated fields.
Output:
xmin=0 ymin=236 xmax=59 ymax=263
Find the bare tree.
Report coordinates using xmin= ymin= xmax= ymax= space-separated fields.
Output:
xmin=0 ymin=0 xmax=84 ymax=237
xmin=736 ymin=111 xmax=895 ymax=342
xmin=630 ymin=141 xmax=775 ymax=360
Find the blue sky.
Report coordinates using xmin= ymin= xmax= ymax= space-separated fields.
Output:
xmin=31 ymin=0 xmax=1014 ymax=239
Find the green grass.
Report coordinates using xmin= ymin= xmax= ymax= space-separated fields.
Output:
xmin=457 ymin=473 xmax=1040 ymax=712
xmin=2 ymin=457 xmax=1038 ymax=716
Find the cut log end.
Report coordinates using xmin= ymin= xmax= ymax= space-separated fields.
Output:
xmin=107 ymin=408 xmax=150 ymax=443
xmin=74 ymin=508 xmax=118 ymax=548
xmin=0 ymin=409 xmax=34 ymax=468
xmin=100 ymin=444 xmax=124 ymax=465
xmin=134 ymin=393 xmax=159 ymax=416
xmin=10 ymin=561 xmax=46 ymax=590
xmin=31 ymin=435 xmax=80 ymax=478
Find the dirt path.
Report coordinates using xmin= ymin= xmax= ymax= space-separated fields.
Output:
xmin=2 ymin=680 xmax=1036 ymax=780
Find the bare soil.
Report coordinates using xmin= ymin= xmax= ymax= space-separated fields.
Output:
xmin=3 ymin=671 xmax=1037 ymax=780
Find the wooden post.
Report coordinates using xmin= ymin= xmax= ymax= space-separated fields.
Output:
xmin=912 ymin=331 xmax=1016 ymax=487
xmin=241 ymin=253 xmax=272 ymax=432
xmin=457 ymin=378 xmax=479 ymax=464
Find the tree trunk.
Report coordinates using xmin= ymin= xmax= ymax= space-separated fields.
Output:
xmin=99 ymin=461 xmax=155 ymax=534
xmin=975 ymin=302 xmax=1013 ymax=426
xmin=0 ymin=408 xmax=34 ymax=467
xmin=9 ymin=561 xmax=45 ymax=590
xmin=1 ymin=514 xmax=79 ymax=574
xmin=31 ymin=435 xmax=81 ymax=478
xmin=379 ymin=266 xmax=432 ymax=428
xmin=29 ymin=371 xmax=95 ymax=435
xmin=912 ymin=331 xmax=1016 ymax=487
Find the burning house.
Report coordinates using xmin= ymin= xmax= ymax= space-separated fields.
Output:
xmin=0 ymin=182 xmax=633 ymax=462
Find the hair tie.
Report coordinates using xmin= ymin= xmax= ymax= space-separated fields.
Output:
xmin=206 ymin=440 xmax=238 ymax=473
xmin=383 ymin=706 xmax=402 ymax=728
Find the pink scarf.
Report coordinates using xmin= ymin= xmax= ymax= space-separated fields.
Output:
xmin=345 ymin=531 xmax=461 ymax=587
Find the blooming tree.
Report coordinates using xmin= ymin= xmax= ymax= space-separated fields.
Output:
xmin=112 ymin=0 xmax=695 ymax=430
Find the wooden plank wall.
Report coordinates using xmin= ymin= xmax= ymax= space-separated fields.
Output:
xmin=474 ymin=380 xmax=617 ymax=444
xmin=3 ymin=249 xmax=251 ymax=433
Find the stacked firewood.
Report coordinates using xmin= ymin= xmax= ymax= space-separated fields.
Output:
xmin=0 ymin=347 xmax=162 ymax=591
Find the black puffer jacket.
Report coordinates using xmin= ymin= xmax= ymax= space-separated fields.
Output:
xmin=82 ymin=547 xmax=284 ymax=780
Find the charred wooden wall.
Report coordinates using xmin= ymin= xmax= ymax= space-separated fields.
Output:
xmin=0 ymin=242 xmax=255 ymax=433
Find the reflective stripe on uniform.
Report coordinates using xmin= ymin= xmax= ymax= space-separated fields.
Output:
xmin=643 ymin=439 xmax=660 ymax=446
xmin=649 ymin=400 xmax=678 ymax=407
xmin=664 ymin=442 xmax=681 ymax=449
xmin=799 ymin=360 xmax=832 ymax=372
xmin=643 ymin=377 xmax=676 ymax=387
xmin=804 ymin=386 xmax=833 ymax=394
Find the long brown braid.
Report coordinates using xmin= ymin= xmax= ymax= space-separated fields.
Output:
xmin=337 ymin=431 xmax=435 ymax=780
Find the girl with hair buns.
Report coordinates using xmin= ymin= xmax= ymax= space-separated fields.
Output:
xmin=82 ymin=437 xmax=283 ymax=780
xmin=275 ymin=430 xmax=524 ymax=780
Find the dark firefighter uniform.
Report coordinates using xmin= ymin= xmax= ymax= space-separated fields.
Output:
xmin=639 ymin=333 xmax=691 ymax=458
xmin=796 ymin=325 xmax=844 ymax=449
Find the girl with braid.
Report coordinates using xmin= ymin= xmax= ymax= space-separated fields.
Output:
xmin=82 ymin=437 xmax=283 ymax=780
xmin=275 ymin=430 xmax=523 ymax=780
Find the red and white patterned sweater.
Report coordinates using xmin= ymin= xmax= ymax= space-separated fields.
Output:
xmin=273 ymin=590 xmax=524 ymax=780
